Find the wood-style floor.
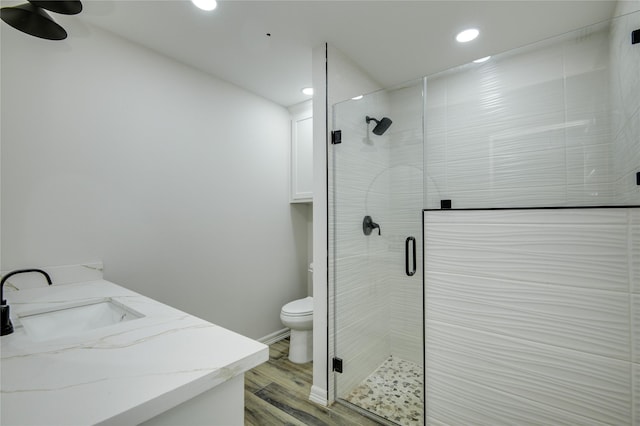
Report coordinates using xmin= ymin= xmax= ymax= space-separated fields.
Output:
xmin=245 ymin=338 xmax=384 ymax=426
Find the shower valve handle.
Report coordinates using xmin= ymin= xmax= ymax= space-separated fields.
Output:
xmin=363 ymin=216 xmax=381 ymax=236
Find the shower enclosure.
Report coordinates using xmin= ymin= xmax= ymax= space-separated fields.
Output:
xmin=330 ymin=6 xmax=639 ymax=426
xmin=329 ymin=81 xmax=425 ymax=425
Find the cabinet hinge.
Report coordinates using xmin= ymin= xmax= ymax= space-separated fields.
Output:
xmin=332 ymin=357 xmax=343 ymax=373
xmin=331 ymin=130 xmax=342 ymax=145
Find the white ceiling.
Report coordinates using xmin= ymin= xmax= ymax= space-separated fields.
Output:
xmin=5 ymin=0 xmax=624 ymax=106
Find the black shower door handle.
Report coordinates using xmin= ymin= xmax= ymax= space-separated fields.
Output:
xmin=405 ymin=236 xmax=416 ymax=276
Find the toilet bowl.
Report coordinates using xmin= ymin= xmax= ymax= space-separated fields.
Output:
xmin=280 ymin=296 xmax=313 ymax=363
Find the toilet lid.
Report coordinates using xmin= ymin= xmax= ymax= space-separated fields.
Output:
xmin=282 ymin=296 xmax=313 ymax=316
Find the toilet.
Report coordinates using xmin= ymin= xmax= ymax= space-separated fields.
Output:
xmin=280 ymin=296 xmax=313 ymax=363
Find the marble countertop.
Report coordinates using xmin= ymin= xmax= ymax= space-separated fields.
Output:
xmin=1 ymin=279 xmax=268 ymax=426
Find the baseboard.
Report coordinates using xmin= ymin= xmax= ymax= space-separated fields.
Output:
xmin=257 ymin=328 xmax=290 ymax=345
xmin=309 ymin=385 xmax=328 ymax=406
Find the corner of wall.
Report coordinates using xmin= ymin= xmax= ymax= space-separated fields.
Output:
xmin=311 ymin=42 xmax=329 ymax=404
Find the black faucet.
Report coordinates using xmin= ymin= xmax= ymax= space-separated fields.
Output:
xmin=1 ymin=269 xmax=52 ymax=336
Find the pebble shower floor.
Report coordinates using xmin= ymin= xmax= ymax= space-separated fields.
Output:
xmin=344 ymin=356 xmax=424 ymax=425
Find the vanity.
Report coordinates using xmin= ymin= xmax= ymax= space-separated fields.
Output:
xmin=0 ymin=268 xmax=268 ymax=426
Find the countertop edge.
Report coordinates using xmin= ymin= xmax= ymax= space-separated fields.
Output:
xmin=98 ymin=346 xmax=269 ymax=426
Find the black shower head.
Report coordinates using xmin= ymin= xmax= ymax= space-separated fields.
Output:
xmin=366 ymin=116 xmax=393 ymax=135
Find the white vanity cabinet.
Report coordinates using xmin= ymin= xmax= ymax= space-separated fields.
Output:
xmin=290 ymin=102 xmax=313 ymax=203
xmin=1 ymin=279 xmax=268 ymax=426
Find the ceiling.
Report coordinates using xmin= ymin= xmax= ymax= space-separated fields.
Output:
xmin=3 ymin=0 xmax=624 ymax=107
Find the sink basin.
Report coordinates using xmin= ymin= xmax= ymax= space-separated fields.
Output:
xmin=18 ymin=299 xmax=143 ymax=341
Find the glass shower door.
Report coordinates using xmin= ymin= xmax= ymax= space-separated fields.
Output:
xmin=329 ymin=82 xmax=424 ymax=425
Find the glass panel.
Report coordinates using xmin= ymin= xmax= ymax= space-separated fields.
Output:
xmin=424 ymin=11 xmax=640 ymax=210
xmin=421 ymin=10 xmax=639 ymax=425
xmin=330 ymin=81 xmax=424 ymax=425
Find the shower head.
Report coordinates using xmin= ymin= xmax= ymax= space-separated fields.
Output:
xmin=366 ymin=116 xmax=392 ymax=135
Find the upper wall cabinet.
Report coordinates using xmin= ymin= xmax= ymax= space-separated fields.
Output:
xmin=290 ymin=102 xmax=313 ymax=203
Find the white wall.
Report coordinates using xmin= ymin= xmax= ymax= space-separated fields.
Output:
xmin=424 ymin=207 xmax=639 ymax=424
xmin=287 ymin=100 xmax=314 ymax=296
xmin=0 ymin=23 xmax=309 ymax=340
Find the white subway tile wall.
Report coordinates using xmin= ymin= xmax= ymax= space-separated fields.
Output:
xmin=425 ymin=10 xmax=640 ymax=209
xmin=388 ymin=84 xmax=425 ymax=365
xmin=424 ymin=207 xmax=639 ymax=425
xmin=331 ymin=83 xmax=425 ymax=398
xmin=611 ymin=8 xmax=640 ymax=204
xmin=634 ymin=363 xmax=640 ymax=424
xmin=331 ymin=89 xmax=395 ymax=396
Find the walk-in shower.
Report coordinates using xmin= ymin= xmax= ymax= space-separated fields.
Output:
xmin=329 ymin=7 xmax=639 ymax=426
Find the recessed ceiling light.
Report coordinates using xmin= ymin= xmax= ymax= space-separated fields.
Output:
xmin=302 ymin=87 xmax=314 ymax=96
xmin=456 ymin=28 xmax=479 ymax=43
xmin=473 ymin=56 xmax=491 ymax=63
xmin=191 ymin=0 xmax=217 ymax=11
xmin=352 ymin=95 xmax=363 ymax=100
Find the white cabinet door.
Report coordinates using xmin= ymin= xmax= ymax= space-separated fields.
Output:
xmin=290 ymin=108 xmax=313 ymax=203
